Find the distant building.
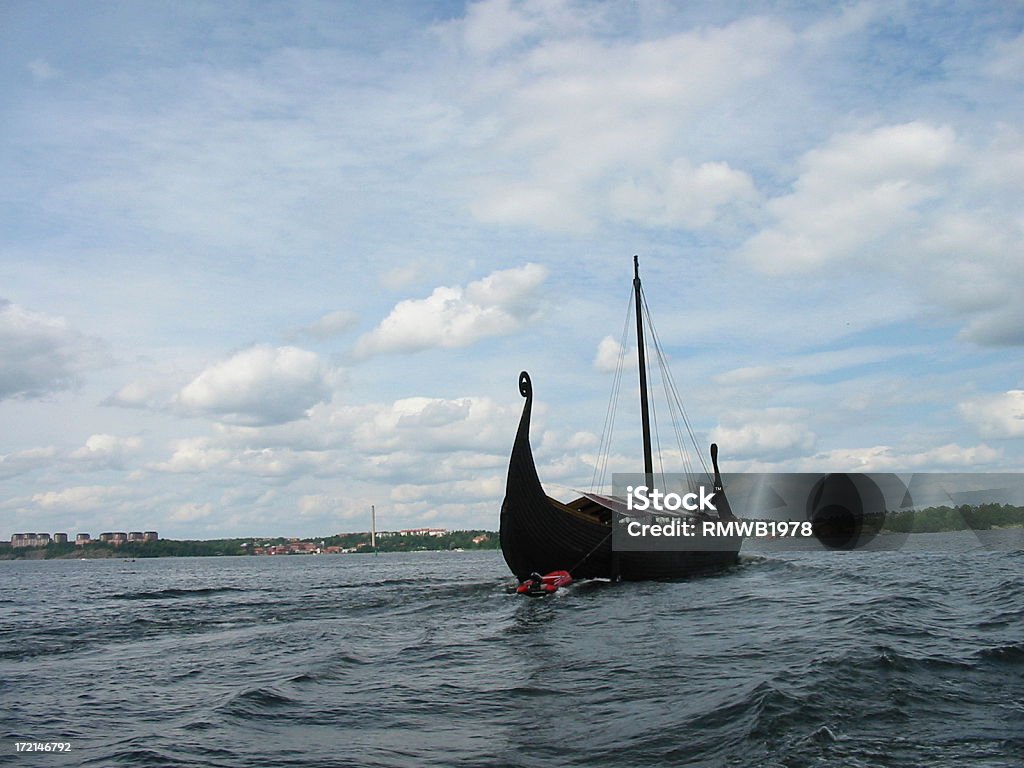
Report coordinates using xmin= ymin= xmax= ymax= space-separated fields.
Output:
xmin=398 ymin=528 xmax=448 ymax=537
xmin=127 ymin=532 xmax=145 ymax=542
xmin=53 ymin=533 xmax=69 ymax=544
xmin=11 ymin=533 xmax=51 ymax=548
xmin=76 ymin=534 xmax=91 ymax=545
xmin=472 ymin=534 xmax=489 ymax=545
xmin=99 ymin=532 xmax=128 ymax=545
xmin=143 ymin=531 xmax=158 ymax=541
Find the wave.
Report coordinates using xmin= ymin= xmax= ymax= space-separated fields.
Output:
xmin=975 ymin=642 xmax=1024 ymax=664
xmin=109 ymin=586 xmax=249 ymax=600
xmin=330 ymin=577 xmax=426 ymax=589
xmin=977 ymin=606 xmax=1024 ymax=628
xmin=81 ymin=747 xmax=176 ymax=767
xmin=218 ymin=686 xmax=297 ymax=719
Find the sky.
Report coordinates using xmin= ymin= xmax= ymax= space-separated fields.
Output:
xmin=2 ymin=0 xmax=1023 ymax=540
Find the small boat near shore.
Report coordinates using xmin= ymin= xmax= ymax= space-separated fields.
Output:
xmin=500 ymin=257 xmax=742 ymax=583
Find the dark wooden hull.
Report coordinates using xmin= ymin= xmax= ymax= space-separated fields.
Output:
xmin=500 ymin=372 xmax=741 ymax=582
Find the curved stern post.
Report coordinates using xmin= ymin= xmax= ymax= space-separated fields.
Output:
xmin=710 ymin=443 xmax=736 ymax=521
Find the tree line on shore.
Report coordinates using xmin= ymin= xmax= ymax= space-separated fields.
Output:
xmin=881 ymin=503 xmax=1024 ymax=533
xmin=1 ymin=529 xmax=501 ymax=559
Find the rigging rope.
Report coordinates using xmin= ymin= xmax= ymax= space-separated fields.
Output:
xmin=567 ymin=531 xmax=613 ymax=577
xmin=641 ymin=288 xmax=712 ymax=482
xmin=592 ymin=275 xmax=713 ymax=492
xmin=590 ymin=290 xmax=634 ymax=492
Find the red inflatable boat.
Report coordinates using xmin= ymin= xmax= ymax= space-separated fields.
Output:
xmin=515 ymin=570 xmax=573 ymax=597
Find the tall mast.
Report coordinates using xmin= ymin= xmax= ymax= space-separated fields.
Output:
xmin=633 ymin=255 xmax=654 ymax=479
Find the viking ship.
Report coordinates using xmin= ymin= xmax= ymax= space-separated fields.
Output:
xmin=500 ymin=257 xmax=742 ymax=581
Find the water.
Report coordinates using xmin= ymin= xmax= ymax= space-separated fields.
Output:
xmin=2 ymin=531 xmax=1022 ymax=767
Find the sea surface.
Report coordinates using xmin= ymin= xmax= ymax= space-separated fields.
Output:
xmin=2 ymin=531 xmax=1022 ymax=767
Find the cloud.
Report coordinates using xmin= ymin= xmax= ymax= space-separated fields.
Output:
xmin=439 ymin=0 xmax=600 ymax=58
xmin=955 ymin=299 xmax=1024 ymax=347
xmin=712 ymin=346 xmax=930 ymax=385
xmin=28 ymin=58 xmax=60 ymax=81
xmin=593 ymin=335 xmax=622 ymax=372
xmin=176 ymin=345 xmax=337 ymax=425
xmin=609 ymin=158 xmax=758 ymax=229
xmin=452 ymin=14 xmax=795 ymax=230
xmin=31 ymin=485 xmax=127 ymax=512
xmin=379 ymin=262 xmax=434 ymax=290
xmin=567 ymin=431 xmax=598 ymax=449
xmin=353 ymin=263 xmax=547 ymax=358
xmin=344 ymin=395 xmax=517 ymax=456
xmin=800 ymin=2 xmax=881 ymax=48
xmin=742 ymin=122 xmax=957 ymax=273
xmin=455 ymin=0 xmax=543 ymax=57
xmin=70 ymin=434 xmax=143 ymax=469
xmin=152 ymin=437 xmax=329 ymax=479
xmin=104 ymin=378 xmax=173 ymax=410
xmin=390 ymin=475 xmax=504 ymax=504
xmin=149 ymin=390 xmax=517 ymax=485
xmin=739 ymin=122 xmax=1024 ymax=347
xmin=720 ymin=440 xmax=1004 ymax=473
xmin=986 ymin=30 xmax=1024 ymax=80
xmin=170 ymin=502 xmax=214 ymax=522
xmin=593 ymin=335 xmax=639 ymax=373
xmin=787 ymin=443 xmax=1003 ymax=472
xmin=291 ymin=310 xmax=359 ymax=340
xmin=0 ymin=299 xmax=108 ymax=400
xmin=712 ymin=365 xmax=790 ymax=386
xmin=710 ymin=408 xmax=816 ymax=460
xmin=297 ymin=494 xmax=339 ymax=518
xmin=0 ymin=446 xmax=58 ymax=479
xmin=151 ymin=438 xmax=232 ymax=473
xmin=960 ymin=390 xmax=1024 ymax=438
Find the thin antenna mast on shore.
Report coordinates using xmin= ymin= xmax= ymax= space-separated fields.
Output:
xmin=371 ymin=504 xmax=376 ymax=552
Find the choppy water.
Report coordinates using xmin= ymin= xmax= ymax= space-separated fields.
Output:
xmin=2 ymin=531 xmax=1022 ymax=767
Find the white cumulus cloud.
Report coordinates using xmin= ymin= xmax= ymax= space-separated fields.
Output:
xmin=710 ymin=408 xmax=816 ymax=460
xmin=353 ymin=263 xmax=547 ymax=358
xmin=177 ymin=345 xmax=337 ymax=426
xmin=593 ymin=335 xmax=638 ymax=373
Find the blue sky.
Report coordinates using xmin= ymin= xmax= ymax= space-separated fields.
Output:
xmin=2 ymin=0 xmax=1023 ymax=539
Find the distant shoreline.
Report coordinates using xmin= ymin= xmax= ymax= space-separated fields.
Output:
xmin=0 ymin=529 xmax=501 ymax=560
xmin=4 ymin=503 xmax=1022 ymax=560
